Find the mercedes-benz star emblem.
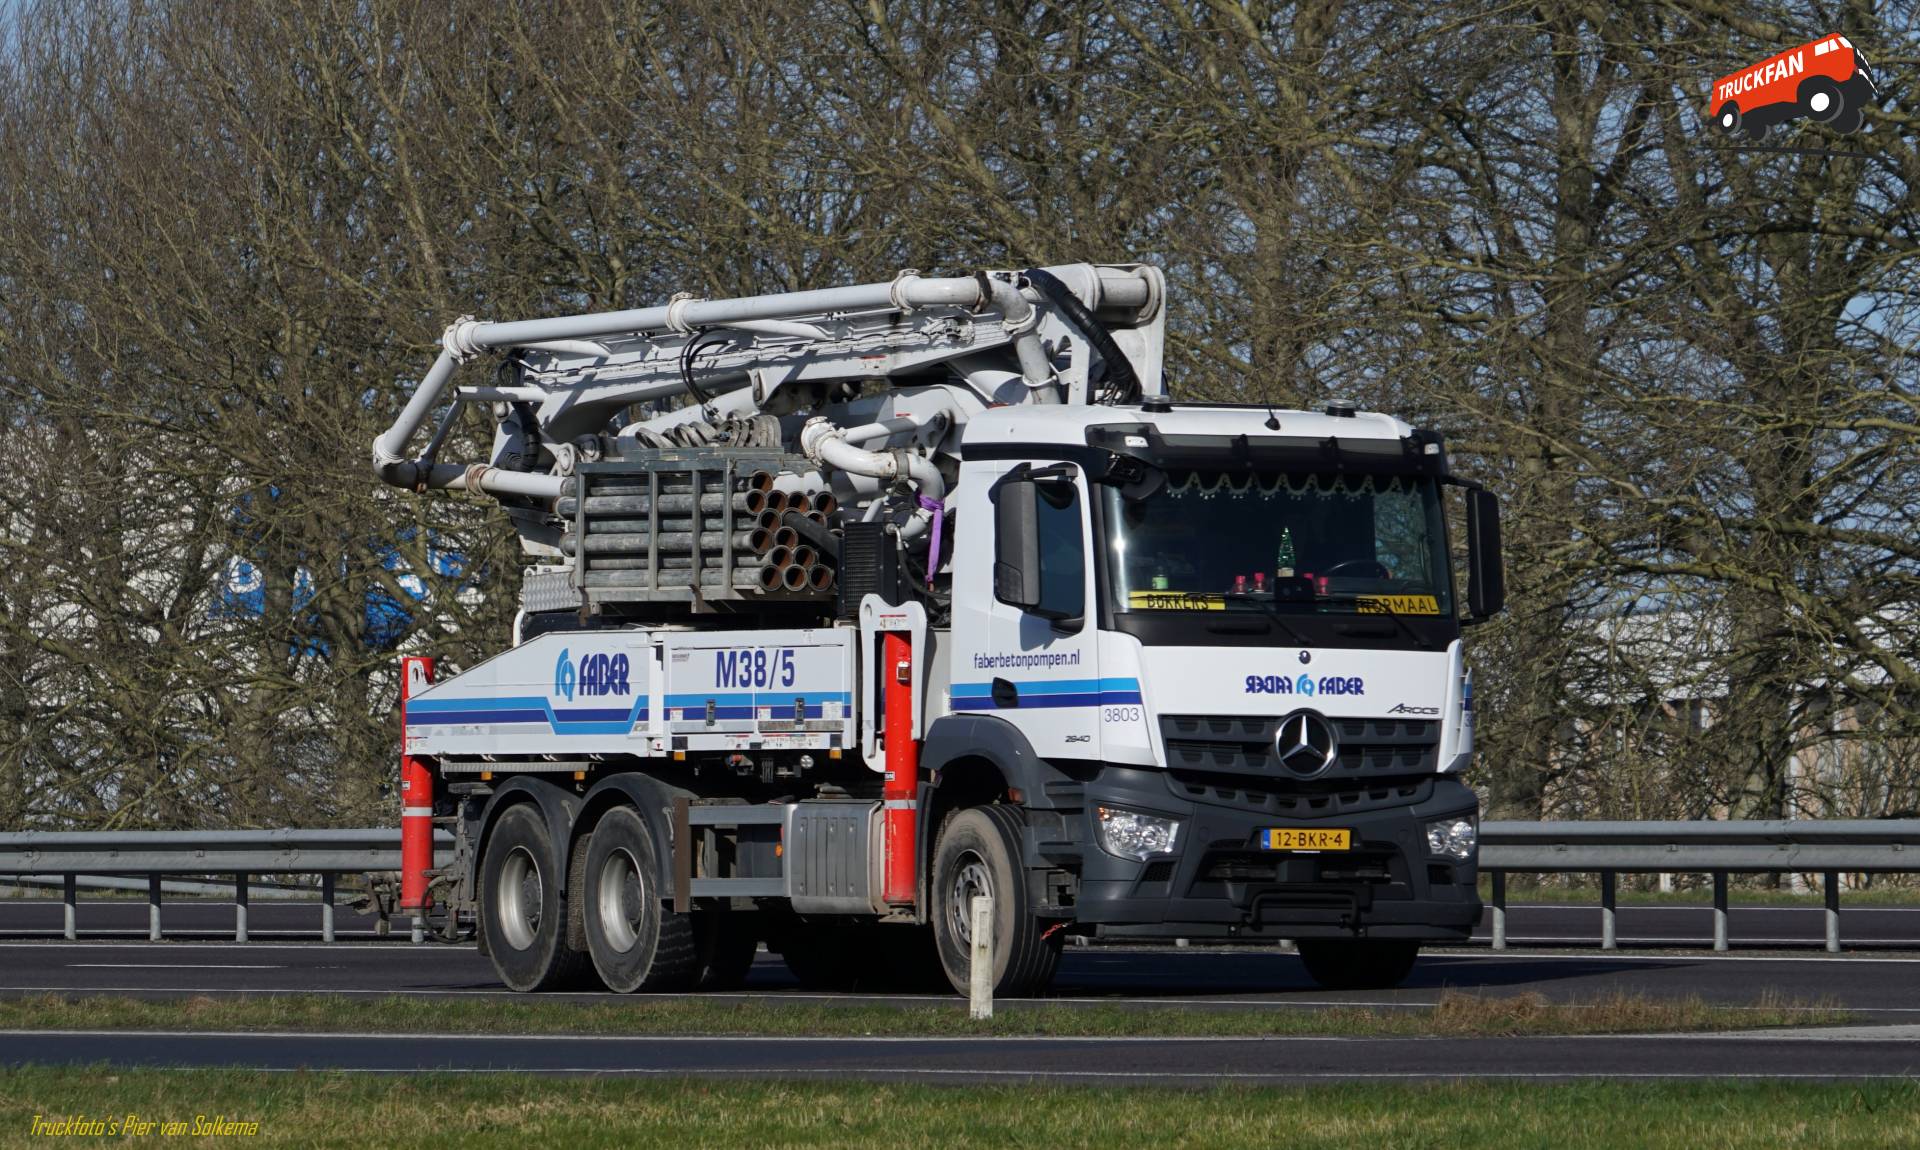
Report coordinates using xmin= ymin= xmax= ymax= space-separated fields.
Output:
xmin=1273 ymin=710 xmax=1338 ymax=776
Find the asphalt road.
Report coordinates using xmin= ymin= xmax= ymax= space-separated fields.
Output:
xmin=5 ymin=1026 xmax=1918 ymax=1082
xmin=5 ymin=900 xmax=1919 ymax=1082
xmin=3 ymin=935 xmax=1919 ymax=1016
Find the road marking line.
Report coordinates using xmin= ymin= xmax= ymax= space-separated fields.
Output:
xmin=8 ymin=941 xmax=1920 ymax=962
xmin=1469 ymin=935 xmax=1920 ymax=946
xmin=1497 ymin=904 xmax=1920 ymax=914
xmin=65 ymin=964 xmax=284 ymax=970
xmin=18 ymin=1065 xmax=1913 ymax=1081
xmin=0 ymin=943 xmax=402 ymax=951
xmin=6 ymin=1028 xmax=1917 ymax=1045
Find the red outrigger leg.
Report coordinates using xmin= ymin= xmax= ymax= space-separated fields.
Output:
xmin=399 ymin=656 xmax=437 ymax=929
xmin=881 ymin=632 xmax=920 ymax=906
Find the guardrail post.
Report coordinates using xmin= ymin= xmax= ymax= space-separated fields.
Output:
xmin=1600 ymin=870 xmax=1617 ymax=950
xmin=1711 ymin=870 xmax=1728 ymax=951
xmin=234 ymin=873 xmax=248 ymax=943
xmin=62 ymin=873 xmax=76 ymax=940
xmin=1490 ymin=870 xmax=1506 ymax=950
xmin=1824 ymin=871 xmax=1840 ymax=954
xmin=321 ymin=873 xmax=336 ymax=944
xmin=969 ymin=894 xmax=994 ymax=1021
xmin=148 ymin=874 xmax=162 ymax=942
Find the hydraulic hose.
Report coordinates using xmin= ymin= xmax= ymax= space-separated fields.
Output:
xmin=1023 ymin=267 xmax=1141 ymax=405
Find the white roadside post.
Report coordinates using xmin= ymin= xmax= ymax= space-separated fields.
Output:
xmin=969 ymin=895 xmax=994 ymax=1021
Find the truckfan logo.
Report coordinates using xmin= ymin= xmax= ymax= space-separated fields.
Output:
xmin=1711 ymin=34 xmax=1878 ymax=140
xmin=1274 ymin=710 xmax=1338 ymax=777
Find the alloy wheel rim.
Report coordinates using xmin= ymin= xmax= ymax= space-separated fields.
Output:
xmin=496 ymin=846 xmax=542 ymax=950
xmin=597 ymin=847 xmax=648 ymax=952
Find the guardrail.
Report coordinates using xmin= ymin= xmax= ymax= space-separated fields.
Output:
xmin=0 ymin=829 xmax=452 ymax=943
xmin=1480 ymin=819 xmax=1920 ymax=953
xmin=4 ymin=821 xmax=1916 ymax=951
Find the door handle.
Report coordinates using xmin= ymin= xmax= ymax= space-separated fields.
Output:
xmin=991 ymin=677 xmax=1020 ymax=708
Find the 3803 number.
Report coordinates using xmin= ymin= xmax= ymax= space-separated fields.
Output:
xmin=1102 ymin=706 xmax=1142 ymax=723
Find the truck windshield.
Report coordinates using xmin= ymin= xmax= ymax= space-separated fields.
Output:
xmin=1102 ymin=470 xmax=1453 ymax=617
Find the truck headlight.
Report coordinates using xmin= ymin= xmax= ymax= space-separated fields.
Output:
xmin=1095 ymin=806 xmax=1181 ymax=861
xmin=1426 ymin=817 xmax=1477 ymax=861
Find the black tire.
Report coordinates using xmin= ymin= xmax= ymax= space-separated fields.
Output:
xmin=581 ymin=806 xmax=699 ymax=993
xmin=479 ymin=804 xmax=594 ymax=992
xmin=1713 ymin=102 xmax=1742 ymax=137
xmin=1742 ymin=117 xmax=1768 ymax=142
xmin=1799 ymin=76 xmax=1844 ymax=124
xmin=692 ymin=908 xmax=761 ymax=991
xmin=1296 ymin=940 xmax=1420 ymax=990
xmin=930 ymin=805 xmax=1062 ymax=998
xmin=1829 ymin=104 xmax=1864 ymax=134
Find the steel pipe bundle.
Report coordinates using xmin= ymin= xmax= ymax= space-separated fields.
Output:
xmin=562 ymin=464 xmax=842 ymax=598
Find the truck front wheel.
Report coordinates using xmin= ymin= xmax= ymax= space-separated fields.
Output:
xmin=1296 ymin=939 xmax=1420 ymax=990
xmin=479 ymin=804 xmax=593 ymax=992
xmin=930 ymin=806 xmax=1062 ymax=997
xmin=581 ymin=806 xmax=699 ymax=993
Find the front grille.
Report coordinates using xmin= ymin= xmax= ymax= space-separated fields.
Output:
xmin=1200 ymin=852 xmax=1396 ymax=884
xmin=1160 ymin=714 xmax=1439 ymax=779
xmin=1167 ymin=773 xmax=1434 ymax=818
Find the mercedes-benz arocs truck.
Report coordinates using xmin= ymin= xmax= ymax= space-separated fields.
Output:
xmin=372 ymin=262 xmax=1505 ymax=995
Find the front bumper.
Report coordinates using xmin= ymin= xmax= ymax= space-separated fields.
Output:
xmin=1059 ymin=766 xmax=1481 ymax=941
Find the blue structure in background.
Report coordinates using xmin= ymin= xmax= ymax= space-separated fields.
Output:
xmin=217 ymin=531 xmax=467 ymax=653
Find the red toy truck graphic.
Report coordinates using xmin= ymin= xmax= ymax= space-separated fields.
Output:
xmin=1711 ymin=34 xmax=1878 ymax=138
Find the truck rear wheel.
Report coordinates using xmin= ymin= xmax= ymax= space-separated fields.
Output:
xmin=1296 ymin=940 xmax=1420 ymax=990
xmin=479 ymin=804 xmax=594 ymax=992
xmin=581 ymin=806 xmax=699 ymax=993
xmin=930 ymin=806 xmax=1062 ymax=997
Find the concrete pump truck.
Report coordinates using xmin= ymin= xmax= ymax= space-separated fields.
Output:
xmin=371 ymin=262 xmax=1505 ymax=995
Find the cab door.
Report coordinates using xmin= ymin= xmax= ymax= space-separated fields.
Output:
xmin=953 ymin=462 xmax=1101 ymax=760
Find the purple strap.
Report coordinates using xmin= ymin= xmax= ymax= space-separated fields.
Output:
xmin=918 ymin=495 xmax=946 ymax=585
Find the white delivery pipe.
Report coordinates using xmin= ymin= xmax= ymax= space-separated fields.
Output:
xmin=799 ymin=417 xmax=946 ymax=540
xmin=372 ymin=349 xmax=460 ymax=484
xmin=372 ymin=266 xmax=1109 ymax=491
xmin=981 ymin=276 xmax=1055 ymax=402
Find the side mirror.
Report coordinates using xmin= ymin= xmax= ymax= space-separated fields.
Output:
xmin=1464 ymin=488 xmax=1505 ymax=622
xmin=993 ymin=474 xmax=1043 ymax=611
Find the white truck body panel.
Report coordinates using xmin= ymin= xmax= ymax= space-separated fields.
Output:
xmin=405 ymin=628 xmax=856 ymax=759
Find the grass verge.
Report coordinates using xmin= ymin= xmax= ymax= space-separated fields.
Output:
xmin=0 ymin=989 xmax=1848 ymax=1038
xmin=3 ymin=1072 xmax=1918 ymax=1149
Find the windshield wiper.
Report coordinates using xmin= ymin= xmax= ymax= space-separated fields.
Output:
xmin=1222 ymin=595 xmax=1313 ymax=649
xmin=1321 ymin=594 xmax=1435 ymax=650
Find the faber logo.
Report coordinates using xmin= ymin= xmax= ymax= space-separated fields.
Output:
xmin=1244 ymin=673 xmax=1364 ymax=697
xmin=554 ymin=648 xmax=631 ymax=701
xmin=1710 ymin=34 xmax=1877 ymax=140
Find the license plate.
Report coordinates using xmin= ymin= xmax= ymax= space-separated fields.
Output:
xmin=1261 ymin=828 xmax=1351 ymax=851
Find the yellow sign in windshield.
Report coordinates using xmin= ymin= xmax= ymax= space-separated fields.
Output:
xmin=1127 ymin=590 xmax=1226 ymax=611
xmin=1355 ymin=594 xmax=1441 ymax=616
